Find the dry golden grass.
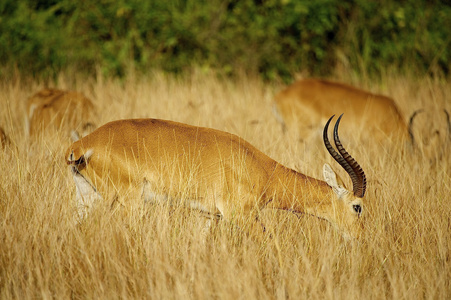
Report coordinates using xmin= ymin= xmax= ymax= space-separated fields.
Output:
xmin=0 ymin=70 xmax=450 ymax=299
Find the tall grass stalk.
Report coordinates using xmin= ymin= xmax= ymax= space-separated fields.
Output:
xmin=0 ymin=71 xmax=449 ymax=299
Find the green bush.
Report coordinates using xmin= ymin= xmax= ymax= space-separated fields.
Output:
xmin=0 ymin=0 xmax=449 ymax=80
xmin=340 ymin=0 xmax=451 ymax=76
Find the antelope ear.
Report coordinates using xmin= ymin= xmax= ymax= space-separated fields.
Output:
xmin=323 ymin=163 xmax=348 ymax=198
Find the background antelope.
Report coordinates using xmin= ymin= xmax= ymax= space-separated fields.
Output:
xmin=273 ymin=78 xmax=411 ymax=147
xmin=273 ymin=78 xmax=450 ymax=162
xmin=26 ymin=88 xmax=97 ymax=140
xmin=408 ymin=109 xmax=451 ymax=163
xmin=65 ymin=115 xmax=366 ymax=240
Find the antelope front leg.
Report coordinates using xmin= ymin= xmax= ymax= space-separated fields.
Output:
xmin=70 ymin=167 xmax=102 ymax=221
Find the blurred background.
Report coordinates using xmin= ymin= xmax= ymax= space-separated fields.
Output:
xmin=1 ymin=0 xmax=449 ymax=82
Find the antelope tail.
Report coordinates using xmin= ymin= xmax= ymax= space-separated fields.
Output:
xmin=66 ymin=148 xmax=94 ymax=166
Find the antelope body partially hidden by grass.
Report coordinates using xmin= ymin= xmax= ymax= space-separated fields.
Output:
xmin=273 ymin=79 xmax=410 ymax=146
xmin=65 ymin=115 xmax=366 ymax=239
xmin=26 ymin=88 xmax=97 ymax=140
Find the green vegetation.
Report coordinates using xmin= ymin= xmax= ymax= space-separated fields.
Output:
xmin=0 ymin=0 xmax=449 ymax=80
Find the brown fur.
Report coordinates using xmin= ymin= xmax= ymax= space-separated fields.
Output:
xmin=26 ymin=88 xmax=97 ymax=138
xmin=65 ymin=118 xmax=365 ymax=239
xmin=274 ymin=79 xmax=408 ymax=145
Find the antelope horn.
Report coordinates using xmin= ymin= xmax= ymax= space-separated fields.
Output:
xmin=333 ymin=114 xmax=366 ymax=198
xmin=444 ymin=109 xmax=451 ymax=138
xmin=408 ymin=109 xmax=424 ymax=146
xmin=323 ymin=114 xmax=366 ymax=198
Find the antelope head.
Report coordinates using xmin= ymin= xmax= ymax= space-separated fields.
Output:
xmin=322 ymin=114 xmax=367 ymax=239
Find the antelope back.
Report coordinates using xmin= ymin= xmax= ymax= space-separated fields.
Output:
xmin=66 ymin=118 xmax=276 ymax=208
xmin=27 ymin=88 xmax=97 ymax=138
xmin=274 ymin=79 xmax=408 ymax=144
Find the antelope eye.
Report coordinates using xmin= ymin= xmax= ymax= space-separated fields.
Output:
xmin=353 ymin=204 xmax=362 ymax=214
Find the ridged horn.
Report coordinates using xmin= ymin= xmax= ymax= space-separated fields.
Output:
xmin=408 ymin=109 xmax=424 ymax=146
xmin=444 ymin=109 xmax=451 ymax=138
xmin=323 ymin=114 xmax=366 ymax=198
xmin=333 ymin=114 xmax=366 ymax=198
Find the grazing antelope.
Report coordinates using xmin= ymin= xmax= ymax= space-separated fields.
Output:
xmin=408 ymin=109 xmax=451 ymax=163
xmin=273 ymin=79 xmax=411 ymax=146
xmin=26 ymin=88 xmax=97 ymax=140
xmin=65 ymin=115 xmax=366 ymax=239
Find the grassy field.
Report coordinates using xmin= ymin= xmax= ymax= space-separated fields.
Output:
xmin=0 ymin=71 xmax=450 ymax=299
